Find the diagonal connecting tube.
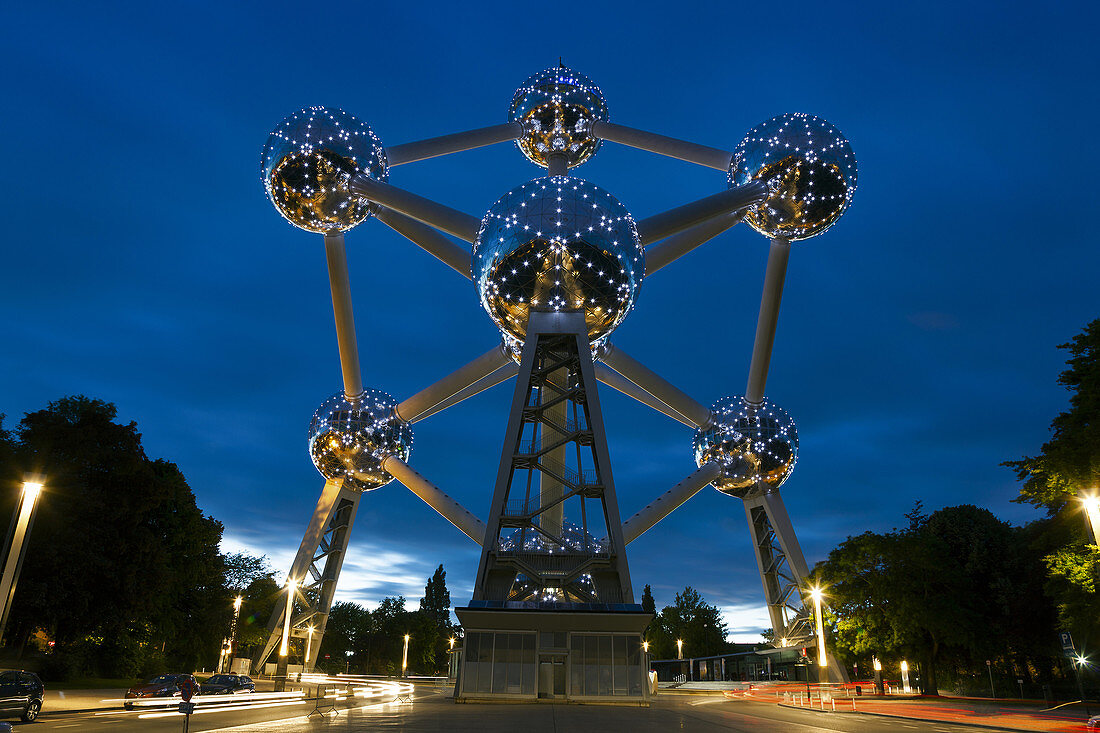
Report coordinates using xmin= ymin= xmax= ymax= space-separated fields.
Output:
xmin=324 ymin=232 xmax=363 ymax=398
xmin=591 ymin=121 xmax=733 ymax=170
xmin=635 ymin=180 xmax=768 ymax=245
xmin=375 ymin=207 xmax=472 ymax=279
xmin=621 ymin=462 xmax=722 ymax=544
xmin=411 ymin=362 xmax=519 ymax=423
xmin=594 ymin=364 xmax=696 ymax=428
xmin=745 ymin=237 xmax=790 ymax=404
xmin=348 ymin=176 xmax=482 ymax=243
xmin=644 ymin=211 xmax=744 ymax=276
xmin=382 ymin=456 xmax=485 ymax=543
xmin=386 ymin=122 xmax=522 ymax=166
xmin=395 ymin=343 xmax=512 ymax=423
xmin=599 ymin=344 xmax=712 ymax=428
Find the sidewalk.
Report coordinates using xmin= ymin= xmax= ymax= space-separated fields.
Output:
xmin=770 ymin=692 xmax=1095 ymax=732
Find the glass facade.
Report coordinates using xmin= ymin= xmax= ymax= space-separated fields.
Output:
xmin=461 ymin=630 xmax=645 ymax=699
xmin=569 ymin=633 xmax=642 ymax=698
xmin=462 ymin=632 xmax=536 ymax=696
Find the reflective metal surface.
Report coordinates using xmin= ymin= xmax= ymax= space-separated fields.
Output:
xmin=308 ymin=389 xmax=412 ymax=492
xmin=693 ymin=396 xmax=798 ymax=496
xmin=262 ymin=107 xmax=388 ymax=233
xmin=509 ymin=65 xmax=609 ymax=169
xmin=473 ymin=176 xmax=643 ymax=346
xmin=729 ymin=113 xmax=857 ymax=241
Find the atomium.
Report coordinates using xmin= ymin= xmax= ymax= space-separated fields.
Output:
xmin=693 ymin=396 xmax=798 ymax=496
xmin=473 ymin=176 xmax=643 ymax=347
xmin=729 ymin=113 xmax=857 ymax=241
xmin=307 ymin=389 xmax=413 ymax=492
xmin=509 ymin=65 xmax=609 ymax=169
xmin=262 ymin=107 xmax=389 ymax=234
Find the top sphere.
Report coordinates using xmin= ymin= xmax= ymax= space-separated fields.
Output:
xmin=728 ymin=113 xmax=856 ymax=241
xmin=509 ymin=65 xmax=609 ymax=169
xmin=473 ymin=176 xmax=644 ymax=347
xmin=262 ymin=107 xmax=388 ymax=234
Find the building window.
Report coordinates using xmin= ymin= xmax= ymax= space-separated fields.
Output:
xmin=462 ymin=632 xmax=536 ymax=695
xmin=569 ymin=633 xmax=642 ymax=697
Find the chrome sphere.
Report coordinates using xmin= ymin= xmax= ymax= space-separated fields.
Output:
xmin=729 ymin=113 xmax=856 ymax=241
xmin=262 ymin=107 xmax=388 ymax=233
xmin=694 ymin=396 xmax=798 ymax=496
xmin=307 ymin=389 xmax=412 ymax=492
xmin=509 ymin=65 xmax=609 ymax=169
xmin=473 ymin=176 xmax=644 ymax=346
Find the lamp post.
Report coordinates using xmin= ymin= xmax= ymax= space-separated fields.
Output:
xmin=873 ymin=656 xmax=884 ymax=695
xmin=305 ymin=625 xmax=315 ymax=671
xmin=0 ymin=477 xmax=45 ymax=644
xmin=402 ymin=634 xmax=410 ymax=678
xmin=1074 ymin=654 xmax=1091 ymax=716
xmin=275 ymin=578 xmax=297 ymax=692
xmin=222 ymin=595 xmax=244 ymax=673
xmin=1080 ymin=493 xmax=1100 ymax=545
xmin=901 ymin=660 xmax=911 ymax=693
xmin=809 ymin=586 xmax=828 ymax=684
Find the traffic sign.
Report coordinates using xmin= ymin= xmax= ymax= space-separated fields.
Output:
xmin=1060 ymin=632 xmax=1075 ymax=656
xmin=178 ymin=701 xmax=195 ymax=715
xmin=179 ymin=677 xmax=196 ymax=702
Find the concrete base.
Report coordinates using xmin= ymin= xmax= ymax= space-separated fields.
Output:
xmin=454 ymin=605 xmax=653 ymax=705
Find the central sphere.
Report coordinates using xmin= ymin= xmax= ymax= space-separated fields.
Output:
xmin=473 ymin=176 xmax=644 ymax=347
xmin=307 ymin=389 xmax=412 ymax=492
xmin=261 ymin=106 xmax=388 ymax=234
xmin=694 ymin=396 xmax=798 ymax=497
xmin=509 ymin=65 xmax=609 ymax=169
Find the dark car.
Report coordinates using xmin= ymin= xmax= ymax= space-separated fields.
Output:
xmin=124 ymin=673 xmax=199 ymax=709
xmin=200 ymin=673 xmax=255 ymax=695
xmin=0 ymin=670 xmax=44 ymax=722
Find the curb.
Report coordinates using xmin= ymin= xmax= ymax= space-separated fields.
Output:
xmin=777 ymin=702 xmax=1082 ymax=733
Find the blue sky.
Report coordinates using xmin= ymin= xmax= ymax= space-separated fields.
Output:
xmin=2 ymin=2 xmax=1097 ymax=640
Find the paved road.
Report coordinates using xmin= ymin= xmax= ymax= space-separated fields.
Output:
xmin=19 ymin=687 xmax=1062 ymax=732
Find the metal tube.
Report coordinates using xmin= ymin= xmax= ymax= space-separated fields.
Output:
xmin=593 ymin=363 xmax=696 ymax=428
xmin=386 ymin=122 xmax=522 ymax=166
xmin=375 ymin=208 xmax=472 ymax=279
xmin=745 ymin=237 xmax=791 ymax=404
xmin=621 ymin=462 xmax=722 ymax=544
xmin=323 ymin=232 xmax=364 ymax=398
xmin=0 ymin=483 xmax=42 ymax=640
xmin=348 ymin=176 xmax=481 ymax=243
xmin=635 ymin=180 xmax=768 ymax=245
xmin=410 ymin=361 xmax=519 ymax=423
xmin=396 ymin=343 xmax=511 ymax=422
xmin=644 ymin=212 xmax=743 ymax=276
xmin=600 ymin=344 xmax=712 ymax=428
xmin=592 ymin=121 xmax=732 ymax=170
xmin=382 ymin=456 xmax=486 ymax=543
xmin=547 ymin=154 xmax=569 ymax=177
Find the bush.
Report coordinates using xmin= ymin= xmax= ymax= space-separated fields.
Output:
xmin=39 ymin=653 xmax=80 ymax=682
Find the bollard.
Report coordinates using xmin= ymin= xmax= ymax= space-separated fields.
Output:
xmin=852 ymin=697 xmax=857 ymax=711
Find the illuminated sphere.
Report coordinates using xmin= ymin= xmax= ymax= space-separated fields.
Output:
xmin=509 ymin=65 xmax=609 ymax=169
xmin=473 ymin=176 xmax=644 ymax=346
xmin=693 ymin=396 xmax=798 ymax=497
xmin=728 ymin=113 xmax=857 ymax=241
xmin=307 ymin=389 xmax=412 ymax=492
xmin=262 ymin=107 xmax=388 ymax=234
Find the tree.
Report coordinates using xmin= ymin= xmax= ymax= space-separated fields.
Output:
xmin=224 ymin=552 xmax=274 ymax=594
xmin=1005 ymin=318 xmax=1100 ymax=640
xmin=419 ymin=565 xmax=450 ymax=628
xmin=0 ymin=396 xmax=228 ymax=675
xmin=816 ymin=504 xmax=1058 ymax=695
xmin=647 ymin=587 xmax=729 ymax=660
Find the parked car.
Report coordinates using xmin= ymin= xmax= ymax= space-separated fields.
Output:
xmin=124 ymin=673 xmax=199 ymax=709
xmin=0 ymin=669 xmax=44 ymax=722
xmin=1088 ymin=714 xmax=1100 ymax=731
xmin=200 ymin=673 xmax=256 ymax=695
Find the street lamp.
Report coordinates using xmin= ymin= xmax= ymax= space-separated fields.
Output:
xmin=1080 ymin=493 xmax=1100 ymax=545
xmin=809 ymin=586 xmax=828 ymax=681
xmin=901 ymin=660 xmax=911 ymax=693
xmin=305 ymin=625 xmax=315 ymax=670
xmin=873 ymin=656 xmax=884 ymax=694
xmin=643 ymin=640 xmax=649 ymax=654
xmin=676 ymin=638 xmax=683 ymax=659
xmin=0 ymin=477 xmax=45 ymax=643
xmin=279 ymin=578 xmax=298 ymax=657
xmin=223 ymin=594 xmax=244 ymax=673
xmin=402 ymin=634 xmax=410 ymax=678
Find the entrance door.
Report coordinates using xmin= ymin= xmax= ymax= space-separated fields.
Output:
xmin=538 ymin=658 xmax=566 ymax=699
